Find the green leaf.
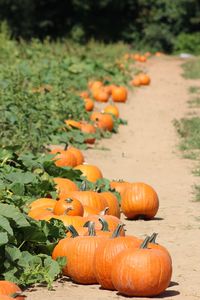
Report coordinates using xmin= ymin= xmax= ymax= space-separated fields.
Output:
xmin=5 ymin=245 xmax=22 ymax=261
xmin=0 ymin=232 xmax=8 ymax=246
xmin=0 ymin=215 xmax=13 ymax=235
xmin=0 ymin=204 xmax=29 ymax=227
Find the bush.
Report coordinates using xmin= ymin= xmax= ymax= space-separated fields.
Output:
xmin=174 ymin=33 xmax=200 ymax=54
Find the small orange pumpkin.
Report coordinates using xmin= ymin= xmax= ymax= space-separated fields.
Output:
xmin=67 ymin=146 xmax=84 ymax=165
xmin=64 ymin=119 xmax=81 ymax=129
xmin=74 ymin=164 xmax=103 ymax=182
xmin=90 ymin=112 xmax=114 ymax=131
xmin=111 ymin=86 xmax=127 ymax=103
xmin=93 ymin=88 xmax=110 ymax=102
xmin=80 ymin=122 xmax=96 ymax=144
xmin=103 ymin=104 xmax=119 ymax=118
xmin=50 ymin=149 xmax=77 ymax=167
xmin=138 ymin=55 xmax=147 ymax=62
xmin=84 ymin=97 xmax=94 ymax=111
xmin=138 ymin=73 xmax=151 ymax=85
xmin=131 ymin=77 xmax=141 ymax=87
xmin=54 ymin=197 xmax=84 ymax=216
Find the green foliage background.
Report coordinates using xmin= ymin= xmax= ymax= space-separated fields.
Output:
xmin=0 ymin=0 xmax=200 ymax=51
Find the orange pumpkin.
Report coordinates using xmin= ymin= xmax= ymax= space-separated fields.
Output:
xmin=83 ymin=205 xmax=99 ymax=217
xmin=111 ymin=237 xmax=172 ymax=296
xmin=0 ymin=281 xmax=24 ymax=300
xmin=138 ymin=55 xmax=147 ymax=62
xmin=93 ymin=88 xmax=110 ymax=102
xmin=133 ymin=53 xmax=140 ymax=61
xmin=111 ymin=86 xmax=127 ymax=103
xmin=121 ymin=182 xmax=159 ymax=219
xmin=52 ymin=214 xmax=86 ymax=229
xmin=67 ymin=146 xmax=84 ymax=165
xmin=103 ymin=104 xmax=119 ymax=118
xmin=94 ymin=226 xmax=141 ymax=290
xmin=50 ymin=149 xmax=77 ymax=167
xmin=100 ymin=192 xmax=120 ymax=218
xmin=54 ymin=197 xmax=84 ymax=216
xmin=28 ymin=207 xmax=54 ymax=220
xmin=80 ymin=122 xmax=96 ymax=144
xmin=138 ymin=73 xmax=151 ymax=85
xmin=89 ymin=80 xmax=103 ymax=92
xmin=74 ymin=164 xmax=103 ymax=182
xmin=66 ymin=234 xmax=107 ymax=284
xmin=131 ymin=77 xmax=141 ymax=87
xmin=29 ymin=198 xmax=57 ymax=210
xmin=60 ymin=191 xmax=107 ymax=213
xmin=90 ymin=112 xmax=114 ymax=131
xmin=64 ymin=119 xmax=81 ymax=129
xmin=84 ymin=97 xmax=94 ymax=111
xmin=110 ymin=180 xmax=131 ymax=197
xmin=53 ymin=177 xmax=78 ymax=199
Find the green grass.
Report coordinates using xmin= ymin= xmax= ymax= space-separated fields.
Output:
xmin=175 ymin=63 xmax=200 ymax=200
xmin=182 ymin=58 xmax=200 ymax=79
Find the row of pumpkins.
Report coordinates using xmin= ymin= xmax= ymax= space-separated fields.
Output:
xmin=1 ymin=53 xmax=172 ymax=299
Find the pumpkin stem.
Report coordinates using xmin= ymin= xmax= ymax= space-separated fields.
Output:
xmin=87 ymin=221 xmax=96 ymax=236
xmin=66 ymin=225 xmax=79 ymax=237
xmin=65 ymin=198 xmax=73 ymax=203
xmin=111 ymin=223 xmax=124 ymax=238
xmin=80 ymin=180 xmax=87 ymax=191
xmin=11 ymin=292 xmax=26 ymax=298
xmin=64 ymin=143 xmax=68 ymax=150
xmin=140 ymin=236 xmax=151 ymax=249
xmin=148 ymin=232 xmax=158 ymax=244
xmin=98 ymin=217 xmax=110 ymax=232
xmin=83 ymin=220 xmax=93 ymax=227
xmin=99 ymin=207 xmax=109 ymax=215
xmin=64 ymin=207 xmax=73 ymax=215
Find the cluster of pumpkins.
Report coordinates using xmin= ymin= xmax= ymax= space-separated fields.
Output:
xmin=27 ymin=179 xmax=171 ymax=297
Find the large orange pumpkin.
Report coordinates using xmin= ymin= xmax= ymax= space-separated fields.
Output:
xmin=112 ymin=86 xmax=127 ymax=103
xmin=121 ymin=182 xmax=159 ymax=219
xmin=94 ymin=226 xmax=141 ymax=290
xmin=110 ymin=180 xmax=131 ymax=197
xmin=111 ymin=237 xmax=172 ymax=297
xmin=29 ymin=198 xmax=57 ymax=210
xmin=74 ymin=164 xmax=103 ymax=182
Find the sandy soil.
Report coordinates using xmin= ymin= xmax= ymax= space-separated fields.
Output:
xmin=26 ymin=56 xmax=200 ymax=299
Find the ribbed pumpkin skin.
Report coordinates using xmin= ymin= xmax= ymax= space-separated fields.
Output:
xmin=52 ymin=237 xmax=75 ymax=276
xmin=94 ymin=236 xmax=142 ymax=290
xmin=53 ymin=178 xmax=79 ymax=199
xmin=100 ymin=192 xmax=120 ymax=218
xmin=67 ymin=236 xmax=106 ymax=284
xmin=60 ymin=191 xmax=107 ymax=212
xmin=52 ymin=150 xmax=77 ymax=167
xmin=74 ymin=164 xmax=103 ymax=183
xmin=53 ymin=198 xmax=84 ymax=216
xmin=28 ymin=207 xmax=54 ymax=219
xmin=0 ymin=281 xmax=24 ymax=300
xmin=83 ymin=205 xmax=99 ymax=217
xmin=121 ymin=182 xmax=159 ymax=219
xmin=111 ymin=248 xmax=172 ymax=297
xmin=52 ymin=215 xmax=86 ymax=229
xmin=29 ymin=198 xmax=56 ymax=210
xmin=67 ymin=147 xmax=84 ymax=165
xmin=110 ymin=181 xmax=131 ymax=196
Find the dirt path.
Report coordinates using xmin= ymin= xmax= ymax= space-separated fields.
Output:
xmin=27 ymin=56 xmax=200 ymax=299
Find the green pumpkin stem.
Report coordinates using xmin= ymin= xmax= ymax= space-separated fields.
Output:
xmin=148 ymin=232 xmax=158 ymax=244
xmin=65 ymin=198 xmax=73 ymax=203
xmin=80 ymin=180 xmax=87 ymax=191
xmin=111 ymin=223 xmax=124 ymax=238
xmin=98 ymin=217 xmax=110 ymax=232
xmin=66 ymin=225 xmax=79 ymax=237
xmin=11 ymin=292 xmax=26 ymax=299
xmin=140 ymin=236 xmax=151 ymax=249
xmin=88 ymin=221 xmax=96 ymax=236
xmin=64 ymin=143 xmax=68 ymax=150
xmin=99 ymin=207 xmax=109 ymax=215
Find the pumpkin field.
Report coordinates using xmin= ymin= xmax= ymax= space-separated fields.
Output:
xmin=1 ymin=2 xmax=200 ymax=299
